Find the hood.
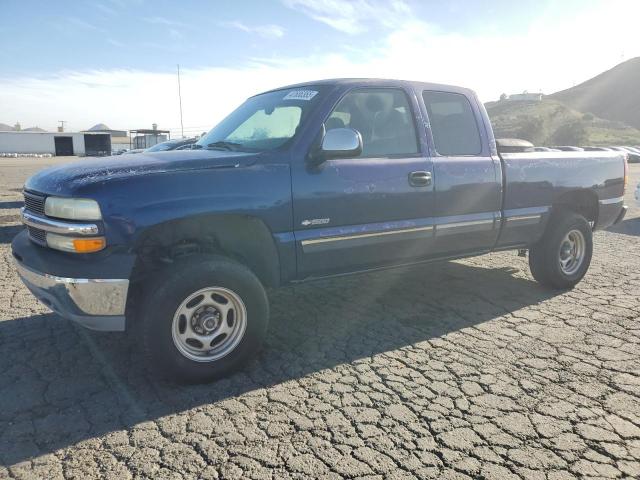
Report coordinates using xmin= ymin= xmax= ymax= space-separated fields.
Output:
xmin=25 ymin=149 xmax=259 ymax=196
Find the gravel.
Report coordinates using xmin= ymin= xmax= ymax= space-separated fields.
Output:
xmin=0 ymin=158 xmax=638 ymax=479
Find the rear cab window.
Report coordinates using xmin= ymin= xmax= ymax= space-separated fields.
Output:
xmin=422 ymin=91 xmax=482 ymax=156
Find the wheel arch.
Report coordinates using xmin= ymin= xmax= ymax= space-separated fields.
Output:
xmin=552 ymin=189 xmax=599 ymax=226
xmin=130 ymin=214 xmax=281 ymax=288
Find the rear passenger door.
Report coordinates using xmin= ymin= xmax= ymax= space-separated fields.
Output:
xmin=421 ymin=91 xmax=502 ymax=255
xmin=291 ymin=87 xmax=436 ymax=278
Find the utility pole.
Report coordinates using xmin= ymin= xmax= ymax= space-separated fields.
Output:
xmin=177 ymin=64 xmax=184 ymax=138
xmin=58 ymin=120 xmax=66 ymax=133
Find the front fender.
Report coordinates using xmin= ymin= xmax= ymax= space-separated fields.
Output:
xmin=86 ymin=164 xmax=293 ymax=248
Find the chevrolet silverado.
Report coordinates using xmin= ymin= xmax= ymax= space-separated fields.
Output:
xmin=12 ymin=79 xmax=628 ymax=382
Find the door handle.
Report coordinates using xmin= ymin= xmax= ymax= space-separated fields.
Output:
xmin=408 ymin=171 xmax=432 ymax=187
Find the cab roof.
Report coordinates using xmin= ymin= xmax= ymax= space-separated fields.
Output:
xmin=259 ymin=78 xmax=477 ymax=98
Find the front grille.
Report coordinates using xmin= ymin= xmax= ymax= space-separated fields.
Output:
xmin=24 ymin=191 xmax=46 ymax=216
xmin=23 ymin=191 xmax=47 ymax=246
xmin=27 ymin=226 xmax=47 ymax=245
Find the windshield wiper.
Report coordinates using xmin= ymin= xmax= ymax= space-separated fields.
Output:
xmin=206 ymin=141 xmax=243 ymax=151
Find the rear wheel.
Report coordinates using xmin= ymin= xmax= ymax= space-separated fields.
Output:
xmin=142 ymin=255 xmax=269 ymax=383
xmin=529 ymin=210 xmax=593 ymax=289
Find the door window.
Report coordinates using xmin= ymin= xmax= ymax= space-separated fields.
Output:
xmin=422 ymin=91 xmax=482 ymax=156
xmin=325 ymin=88 xmax=419 ymax=157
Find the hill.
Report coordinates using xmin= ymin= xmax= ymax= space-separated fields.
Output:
xmin=486 ymin=98 xmax=640 ymax=146
xmin=550 ymin=57 xmax=640 ymax=129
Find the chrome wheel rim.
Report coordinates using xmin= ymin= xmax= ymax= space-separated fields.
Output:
xmin=171 ymin=287 xmax=247 ymax=362
xmin=559 ymin=229 xmax=585 ymax=276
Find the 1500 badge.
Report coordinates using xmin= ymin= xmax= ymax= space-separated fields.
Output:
xmin=301 ymin=218 xmax=330 ymax=226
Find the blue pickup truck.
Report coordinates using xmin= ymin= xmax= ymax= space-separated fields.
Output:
xmin=12 ymin=79 xmax=628 ymax=383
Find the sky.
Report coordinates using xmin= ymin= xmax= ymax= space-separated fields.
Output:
xmin=1 ymin=0 xmax=639 ymax=136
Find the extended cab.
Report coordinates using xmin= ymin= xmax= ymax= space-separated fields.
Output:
xmin=12 ymin=79 xmax=628 ymax=383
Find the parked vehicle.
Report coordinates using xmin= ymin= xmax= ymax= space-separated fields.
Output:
xmin=552 ymin=146 xmax=585 ymax=151
xmin=495 ymin=138 xmax=534 ymax=152
xmin=533 ymin=146 xmax=561 ymax=152
xmin=636 ymin=183 xmax=640 ymax=206
xmin=145 ymin=137 xmax=197 ymax=152
xmin=122 ymin=148 xmax=145 ymax=155
xmin=611 ymin=147 xmax=640 ymax=163
xmin=13 ymin=79 xmax=628 ymax=383
xmin=583 ymin=146 xmax=612 ymax=152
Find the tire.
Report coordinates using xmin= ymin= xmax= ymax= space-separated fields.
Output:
xmin=141 ymin=255 xmax=269 ymax=384
xmin=529 ymin=210 xmax=593 ymax=289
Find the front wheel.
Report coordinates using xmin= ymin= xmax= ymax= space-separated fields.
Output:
xmin=142 ymin=255 xmax=269 ymax=383
xmin=528 ymin=210 xmax=593 ymax=289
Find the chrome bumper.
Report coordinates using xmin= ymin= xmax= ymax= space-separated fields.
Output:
xmin=21 ymin=208 xmax=100 ymax=235
xmin=15 ymin=260 xmax=128 ymax=331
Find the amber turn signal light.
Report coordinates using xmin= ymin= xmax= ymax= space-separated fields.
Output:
xmin=72 ymin=237 xmax=106 ymax=253
xmin=46 ymin=233 xmax=107 ymax=253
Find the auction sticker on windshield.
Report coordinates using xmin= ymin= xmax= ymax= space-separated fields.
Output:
xmin=283 ymin=90 xmax=318 ymax=101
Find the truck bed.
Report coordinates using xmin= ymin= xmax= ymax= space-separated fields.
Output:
xmin=496 ymin=150 xmax=626 ymax=248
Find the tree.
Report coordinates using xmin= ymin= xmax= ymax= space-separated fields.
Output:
xmin=551 ymin=121 xmax=588 ymax=145
xmin=516 ymin=117 xmax=545 ymax=144
xmin=499 ymin=93 xmax=508 ymax=101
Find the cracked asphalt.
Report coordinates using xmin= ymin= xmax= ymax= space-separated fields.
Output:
xmin=1 ymin=157 xmax=639 ymax=479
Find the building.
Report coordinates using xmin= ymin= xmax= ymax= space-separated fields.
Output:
xmin=85 ymin=123 xmax=130 ymax=153
xmin=506 ymin=91 xmax=543 ymax=102
xmin=0 ymin=131 xmax=111 ymax=156
xmin=130 ymin=124 xmax=170 ymax=149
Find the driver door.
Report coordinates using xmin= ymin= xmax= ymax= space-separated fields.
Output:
xmin=291 ymin=87 xmax=436 ymax=278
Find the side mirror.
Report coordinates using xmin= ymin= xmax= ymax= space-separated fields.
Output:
xmin=309 ymin=127 xmax=363 ymax=166
xmin=322 ymin=127 xmax=363 ymax=159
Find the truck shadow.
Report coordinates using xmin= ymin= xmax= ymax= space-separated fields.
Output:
xmin=0 ymin=260 xmax=559 ymax=466
xmin=0 ymin=200 xmax=24 ymax=244
xmin=607 ymin=217 xmax=640 ymax=237
xmin=0 ymin=201 xmax=23 ymax=210
xmin=0 ymin=223 xmax=22 ymax=244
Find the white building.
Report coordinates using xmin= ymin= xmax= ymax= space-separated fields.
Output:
xmin=0 ymin=131 xmax=111 ymax=156
xmin=506 ymin=92 xmax=543 ymax=102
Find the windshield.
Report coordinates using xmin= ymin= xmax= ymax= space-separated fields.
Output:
xmin=196 ymin=86 xmax=326 ymax=152
xmin=146 ymin=141 xmax=177 ymax=152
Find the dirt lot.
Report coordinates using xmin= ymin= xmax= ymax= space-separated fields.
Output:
xmin=0 ymin=157 xmax=639 ymax=479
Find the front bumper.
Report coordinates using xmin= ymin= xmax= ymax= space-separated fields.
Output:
xmin=613 ymin=205 xmax=627 ymax=225
xmin=14 ymin=259 xmax=128 ymax=331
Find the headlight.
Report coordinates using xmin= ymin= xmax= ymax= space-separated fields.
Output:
xmin=46 ymin=233 xmax=106 ymax=253
xmin=44 ymin=197 xmax=102 ymax=220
